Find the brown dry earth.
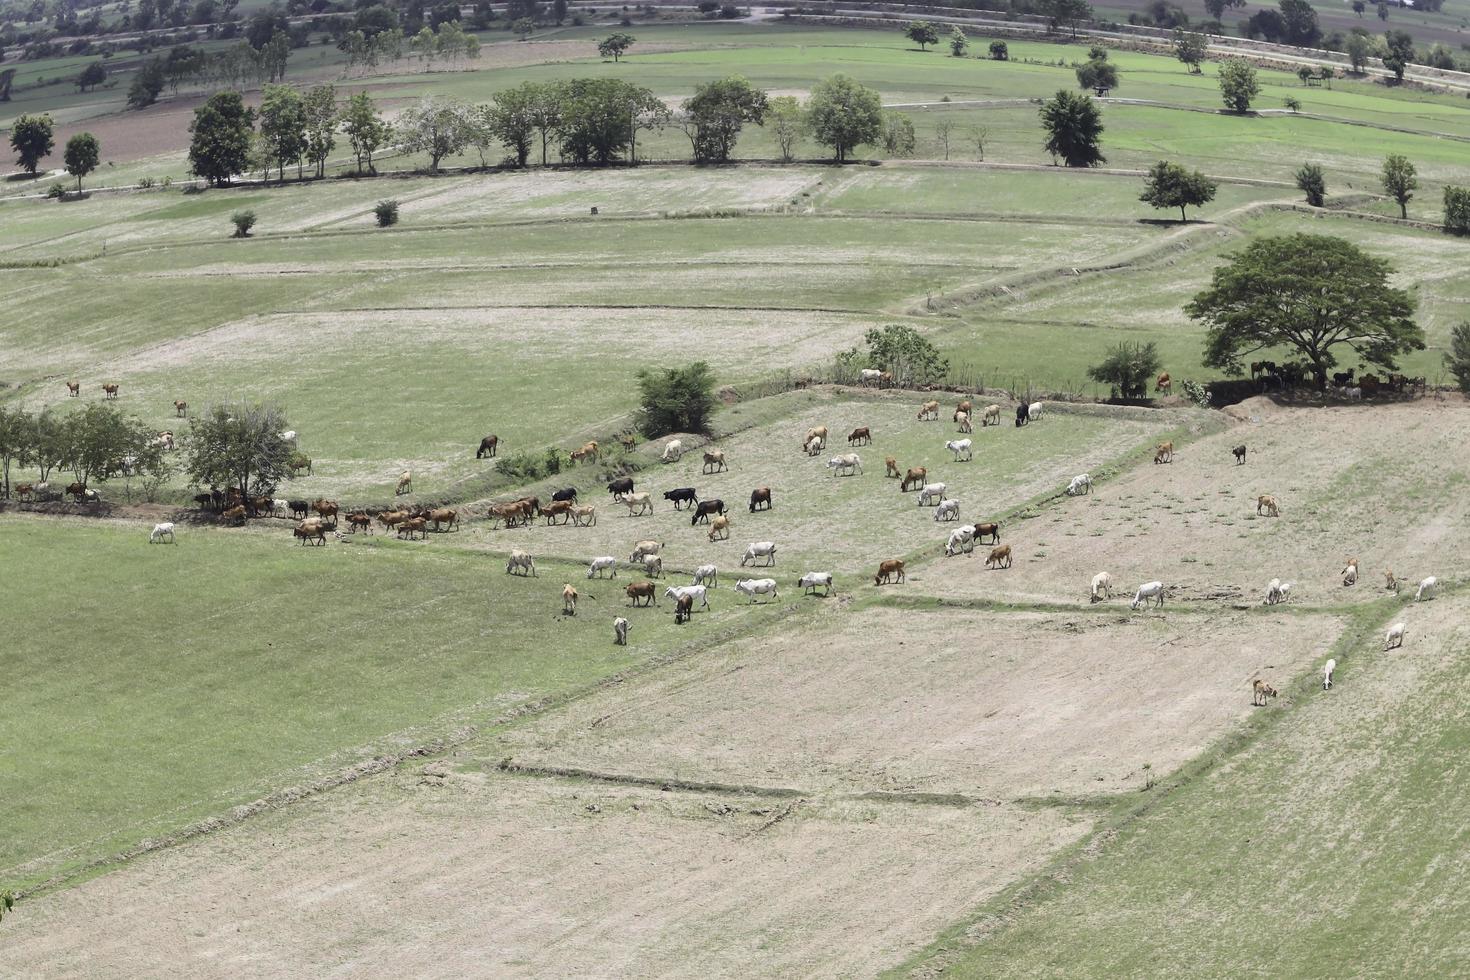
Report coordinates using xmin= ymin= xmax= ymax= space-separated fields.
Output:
xmin=920 ymin=397 xmax=1469 ymax=608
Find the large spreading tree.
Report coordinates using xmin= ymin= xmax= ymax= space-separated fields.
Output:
xmin=1139 ymin=160 xmax=1217 ymax=221
xmin=682 ymin=75 xmax=768 ymax=163
xmin=185 ymin=402 xmax=295 ymax=496
xmin=1040 ymin=90 xmax=1104 ymax=167
xmin=1185 ymin=233 xmax=1422 ymax=389
xmin=806 ymin=74 xmax=883 ymax=163
xmin=188 ymin=91 xmax=255 ymax=186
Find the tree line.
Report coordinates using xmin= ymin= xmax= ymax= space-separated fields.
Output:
xmin=0 ymin=404 xmax=172 ymax=501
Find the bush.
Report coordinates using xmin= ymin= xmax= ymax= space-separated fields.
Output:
xmin=989 ymin=40 xmax=1008 ymax=60
xmin=46 ymin=182 xmax=67 ymax=199
xmin=496 ymin=446 xmax=567 ymax=483
xmin=1296 ymin=162 xmax=1326 ymax=206
xmin=636 ymin=362 xmax=718 ymax=435
xmin=231 ymin=209 xmax=256 ymax=237
xmin=718 ymin=2 xmax=740 ymax=16
xmin=1446 ymin=321 xmax=1470 ymax=393
xmin=374 ymin=199 xmax=400 ymax=227
xmin=1180 ymin=378 xmax=1212 ymax=409
xmin=1444 ymin=186 xmax=1470 ymax=235
xmin=138 ymin=176 xmax=155 ymax=188
xmin=1087 ymin=340 xmax=1162 ymax=399
xmin=838 ymin=324 xmax=948 ymax=387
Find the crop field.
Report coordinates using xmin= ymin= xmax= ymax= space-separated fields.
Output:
xmin=4 ymin=14 xmax=1470 ymax=978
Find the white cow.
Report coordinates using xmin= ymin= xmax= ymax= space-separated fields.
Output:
xmin=859 ymin=368 xmax=882 ymax=386
xmin=280 ymin=430 xmax=297 ymax=443
xmin=642 ymin=554 xmax=663 ymax=578
xmin=1263 ymin=577 xmax=1285 ymax=605
xmin=826 ymin=453 xmax=862 ymax=477
xmin=1065 ymin=473 xmax=1092 ymax=496
xmin=661 ymin=439 xmax=683 ymax=462
xmin=506 ymin=550 xmax=536 ymax=576
xmin=918 ymin=483 xmax=948 ymax=507
xmin=736 ymin=578 xmax=779 ymax=602
xmin=665 ymin=584 xmax=709 ymax=609
xmin=149 ymin=522 xmax=175 ymax=544
xmin=1090 ymin=571 xmax=1112 ymax=602
xmin=799 ymin=571 xmax=834 ymax=596
xmin=1028 ymin=401 xmax=1044 ymax=420
xmin=945 ymin=438 xmax=973 ymax=462
xmin=1415 ymin=576 xmax=1437 ymax=601
xmin=1323 ymin=658 xmax=1336 ymax=690
xmin=1131 ymin=581 xmax=1165 ymax=610
xmin=945 ymin=524 xmax=976 ymax=557
xmin=741 ymin=541 xmax=777 ymax=567
xmin=630 ymin=539 xmax=662 ymax=562
xmin=622 ymin=492 xmax=654 ymax=516
xmin=933 ymin=499 xmax=960 ymax=522
xmin=804 ymin=436 xmax=823 ymax=457
xmin=272 ymin=498 xmax=290 ymax=518
xmin=613 ymin=617 xmax=630 ymax=646
xmin=587 ymin=556 xmax=619 ymax=579
xmin=692 ymin=564 xmax=719 ymax=588
xmin=1385 ymin=622 xmax=1407 ymax=649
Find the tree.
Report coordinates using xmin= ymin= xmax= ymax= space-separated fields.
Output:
xmin=881 ymin=112 xmax=916 ymax=157
xmin=553 ymin=0 xmax=567 ymax=23
xmin=1346 ymin=30 xmax=1372 ymax=72
xmin=1382 ymin=30 xmax=1413 ymax=80
xmin=63 ymin=132 xmax=100 ymax=192
xmin=1139 ymin=160 xmax=1217 ymax=222
xmin=259 ymin=28 xmax=291 ymax=83
xmin=558 ymin=78 xmax=668 ymax=165
xmin=487 ymin=83 xmax=536 ymax=166
xmin=598 ymin=32 xmax=634 ymax=61
xmin=767 ymin=95 xmax=804 ymax=162
xmin=1174 ymin=30 xmax=1207 ymax=72
xmin=1217 ymin=58 xmax=1259 ymax=112
xmin=1377 ymin=1 xmax=1389 ymax=20
xmin=845 ymin=324 xmax=948 ymax=386
xmin=189 ymin=91 xmax=255 ymax=186
xmin=1076 ymin=57 xmax=1119 ymax=95
xmin=806 ymin=74 xmax=883 ymax=163
xmin=258 ymin=83 xmax=306 ymax=181
xmin=1284 ymin=95 xmax=1302 ymax=112
xmin=949 ymin=26 xmax=968 ymax=57
xmin=1039 ymin=90 xmax=1104 ymax=168
xmin=1039 ymin=0 xmax=1092 ymax=38
xmin=1445 ymin=321 xmax=1470 ymax=393
xmin=1087 ymin=340 xmax=1162 ymax=399
xmin=10 ymin=113 xmax=54 ymax=175
xmin=1352 ymin=0 xmax=1365 ymax=14
xmin=30 ymin=410 xmax=67 ymax=483
xmin=231 ymin=209 xmax=256 ymax=236
xmin=513 ymin=17 xmax=535 ymax=38
xmin=989 ymin=40 xmax=1008 ymax=60
xmin=682 ymin=75 xmax=768 ymax=164
xmin=302 ymin=84 xmax=337 ymax=178
xmin=903 ymin=20 xmax=939 ymax=51
xmin=1295 ymin=162 xmax=1326 ymax=206
xmin=397 ymin=96 xmax=474 ymax=171
xmin=1278 ymin=0 xmax=1320 ymax=45
xmin=341 ymin=91 xmax=388 ymax=174
xmin=969 ymin=125 xmax=990 ymax=161
xmin=1203 ymin=0 xmax=1245 ymax=21
xmin=1444 ymin=186 xmax=1470 ymax=235
xmin=1381 ymin=153 xmax=1416 ymax=219
xmin=0 ymin=406 xmax=31 ymax=499
xmin=934 ymin=118 xmax=954 ymax=160
xmin=636 ymin=363 xmax=718 ymax=435
xmin=1185 ymin=233 xmax=1422 ymax=388
xmin=62 ymin=403 xmax=138 ymax=489
xmin=128 ymin=57 xmax=165 ymax=108
xmin=184 ymin=402 xmax=294 ymax=497
xmin=526 ymin=80 xmax=567 ymax=166
xmin=77 ymin=60 xmax=107 ymax=92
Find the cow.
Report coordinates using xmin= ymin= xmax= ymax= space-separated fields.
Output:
xmin=661 ymin=440 xmax=683 ymax=463
xmin=665 ymin=584 xmax=709 ymax=611
xmin=982 ymin=404 xmax=1001 ymax=427
xmin=885 ymin=457 xmax=901 ymax=479
xmin=397 ymin=517 xmax=428 ymax=540
xmin=1015 ymin=403 xmax=1029 ymax=427
xmin=428 ymin=508 xmax=458 ymax=531
xmin=976 ymin=522 xmax=1001 ymax=544
xmin=901 ymin=467 xmax=927 ymax=492
xmin=702 ymin=449 xmax=728 ymax=474
xmin=506 ymin=550 xmax=536 ymax=576
xmin=66 ymin=380 xmax=80 ymax=397
xmin=674 ymin=593 xmax=694 ymax=624
xmin=735 ymin=578 xmax=779 ymax=603
xmin=625 ymin=581 xmax=657 ymax=607
xmin=827 ymin=454 xmax=862 ymax=477
xmin=101 ymin=383 xmax=119 ymax=399
xmin=691 ymin=499 xmax=726 ymax=525
xmin=859 ymin=368 xmax=882 ymax=386
xmin=295 ymin=521 xmax=328 ymax=545
xmin=222 ymin=505 xmax=247 ymax=526
xmin=802 ymin=427 xmax=828 ymax=453
xmin=476 ymin=434 xmax=499 ymax=459
xmin=693 ymin=564 xmax=719 ymax=588
xmin=917 ymin=400 xmax=940 ymax=421
xmin=395 ymin=470 xmax=413 ymax=495
xmin=174 ymin=400 xmax=188 ymax=417
xmin=1232 ymin=445 xmax=1247 ymax=465
xmin=551 ymin=487 xmax=578 ymax=505
xmin=613 ymin=617 xmax=630 ymax=645
xmin=741 ymin=541 xmax=777 ymax=567
xmin=347 ymin=512 xmax=373 ymax=534
xmin=662 ymin=487 xmax=698 ymax=510
xmin=622 ymin=492 xmax=654 ymax=516
xmin=569 ymin=441 xmax=600 ymax=465
xmin=289 ymin=499 xmax=310 ymax=519
xmin=749 ymin=487 xmax=772 ymax=512
xmin=1153 ymin=441 xmax=1174 ymax=465
xmin=847 ymin=427 xmax=871 ymax=446
xmin=312 ymin=499 xmax=339 ymax=522
xmin=985 ymin=544 xmax=1012 ymax=569
xmin=149 ymin=522 xmax=176 ymax=544
xmin=588 ymin=556 xmax=619 ymax=579
xmin=607 ymin=477 xmax=634 ymax=501
xmin=708 ymin=515 xmax=732 ymax=541
xmin=873 ymin=559 xmax=905 ymax=585
xmin=799 ymin=571 xmax=834 ymax=596
xmin=946 ymin=438 xmax=973 ymax=462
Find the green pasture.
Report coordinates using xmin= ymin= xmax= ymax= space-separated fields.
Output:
xmin=0 ymin=513 xmax=786 ymax=889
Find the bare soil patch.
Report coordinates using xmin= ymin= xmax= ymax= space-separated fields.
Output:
xmin=492 ymin=604 xmax=1338 ymax=800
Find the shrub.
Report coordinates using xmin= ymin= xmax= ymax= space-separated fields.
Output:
xmin=718 ymin=2 xmax=740 ymax=16
xmin=46 ymin=182 xmax=67 ymax=199
xmin=1445 ymin=321 xmax=1470 ymax=393
xmin=989 ymin=40 xmax=1008 ymax=60
xmin=374 ymin=199 xmax=400 ymax=227
xmin=138 ymin=176 xmax=155 ymax=188
xmin=1087 ymin=340 xmax=1162 ymax=399
xmin=1180 ymin=378 xmax=1212 ymax=408
xmin=636 ymin=362 xmax=718 ymax=435
xmin=497 ymin=447 xmax=568 ymax=483
xmin=1443 ymin=186 xmax=1470 ymax=235
xmin=231 ymin=209 xmax=256 ymax=237
xmin=1296 ymin=162 xmax=1326 ymax=206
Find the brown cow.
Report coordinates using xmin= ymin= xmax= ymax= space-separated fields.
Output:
xmin=674 ymin=592 xmax=694 ymax=624
xmin=1257 ymin=494 xmax=1280 ymax=517
xmin=428 ymin=508 xmax=458 ymax=531
xmin=66 ymin=482 xmax=87 ymax=501
xmin=294 ymin=521 xmax=327 ymax=545
xmin=16 ymin=483 xmax=34 ymax=501
xmin=873 ymin=558 xmax=906 ymax=585
xmin=1154 ymin=441 xmax=1174 ymax=464
xmin=397 ymin=517 xmax=428 ymax=540
xmin=707 ymin=514 xmax=731 ymax=542
xmin=749 ymin=487 xmax=772 ymax=512
xmin=1155 ymin=372 xmax=1172 ymax=394
xmin=569 ymin=441 xmax=600 ymax=464
xmin=174 ymin=400 xmax=188 ymax=417
xmin=985 ymin=544 xmax=1013 ymax=569
xmin=476 ymin=434 xmax=499 ymax=459
xmin=976 ymin=522 xmax=1001 ymax=544
xmin=222 ymin=504 xmax=247 ymax=525
xmin=66 ymin=380 xmax=80 ymax=397
xmin=848 ymin=427 xmax=871 ymax=446
xmin=885 ymin=457 xmax=901 ymax=479
xmin=901 ymin=467 xmax=927 ymax=492
xmin=347 ymin=512 xmax=373 ymax=533
xmin=626 ymin=580 xmax=658 ymax=607
xmin=955 ymin=399 xmax=972 ymax=419
xmin=1251 ymin=679 xmax=1278 ymax=707
xmin=101 ymin=383 xmax=119 ymax=399
xmin=917 ymin=400 xmax=940 ymax=421
xmin=563 ymin=583 xmax=579 ymax=616
xmin=379 ymin=510 xmax=407 ymax=529
xmin=539 ymin=500 xmax=573 ymax=525
xmin=312 ymin=499 xmax=339 ymax=522
xmin=250 ymin=495 xmax=273 ymax=518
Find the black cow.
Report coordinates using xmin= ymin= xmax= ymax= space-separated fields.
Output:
xmin=691 ymin=498 xmax=725 ymax=525
xmin=193 ymin=492 xmax=213 ymax=510
xmin=289 ymin=499 xmax=310 ymax=519
xmin=663 ymin=487 xmax=699 ymax=510
xmin=551 ymin=486 xmax=578 ymax=504
xmin=476 ymin=434 xmax=499 ymax=459
xmin=607 ymin=477 xmax=634 ymax=500
xmin=1015 ymin=403 xmax=1030 ymax=427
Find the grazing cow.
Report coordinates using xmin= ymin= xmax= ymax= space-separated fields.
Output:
xmin=803 ymin=427 xmax=829 ymax=452
xmin=66 ymin=380 xmax=80 ymax=397
xmin=1415 ymin=576 xmax=1437 ymax=601
xmin=693 ymin=564 xmax=719 ymax=588
xmin=101 ymin=383 xmax=119 ymax=399
xmin=976 ymin=522 xmax=1001 ymax=544
xmin=174 ymin=400 xmax=188 ymax=417
xmin=476 ymin=434 xmax=499 ymax=459
xmin=848 ymin=427 xmax=871 ymax=446
xmin=295 ymin=521 xmax=328 ymax=545
xmin=665 ymin=584 xmax=709 ymax=610
xmin=250 ymin=495 xmax=273 ymax=518
xmin=428 ymin=508 xmax=458 ymax=531
xmin=1256 ymin=495 xmax=1280 ymax=517
xmin=1153 ymin=442 xmax=1174 ymax=464
xmin=873 ymin=559 xmax=906 ymax=585
xmin=955 ymin=412 xmax=972 ymax=434
xmin=955 ymin=399 xmax=973 ymax=418
xmin=1015 ymin=404 xmax=1029 ymax=427
xmin=620 ymin=432 xmax=637 ymax=451
xmin=626 ymin=581 xmax=657 ymax=606
xmin=1342 ymin=558 xmax=1358 ymax=587
xmin=1384 ymin=570 xmax=1400 ymax=594
xmin=661 ymin=440 xmax=683 ymax=463
xmin=859 ymin=368 xmax=882 ymax=386
xmin=1065 ymin=473 xmax=1093 ymax=496
xmin=708 ymin=514 xmax=732 ymax=541
xmin=702 ymin=449 xmax=728 ymax=473
xmin=551 ymin=487 xmax=578 ymax=504
xmin=397 ymin=517 xmax=428 ymax=540
xmin=692 ymin=499 xmax=726 ymax=525
xmin=735 ymin=578 xmax=779 ymax=602
xmin=946 ymin=438 xmax=973 ymax=462
xmin=1263 ymin=578 xmax=1286 ymax=605
xmin=749 ymin=487 xmax=772 ymax=512
xmin=985 ymin=544 xmax=1012 ymax=569
xmin=663 ymin=487 xmax=699 ymax=510
xmin=879 ymin=371 xmax=894 ymax=387
xmin=380 ymin=510 xmax=409 ymax=531
xmin=630 ymin=540 xmax=663 ymax=563
xmin=1156 ymin=372 xmax=1172 ymax=394
xmin=804 ymin=436 xmax=823 ymax=457
xmin=222 ymin=505 xmax=247 ymax=525
xmin=506 ymin=550 xmax=536 ymax=576
xmin=613 ymin=616 xmax=630 ymax=645
xmin=799 ymin=571 xmax=834 ymax=596
xmin=289 ymin=499 xmax=310 ymax=519
xmin=1332 ymin=369 xmax=1355 ymax=388
xmin=917 ymin=483 xmax=947 ymax=507
xmin=623 ymin=492 xmax=654 ymax=516
xmin=901 ymin=467 xmax=927 ymax=492
xmin=588 ymin=556 xmax=619 ymax=579
xmin=1323 ymin=658 xmax=1336 ymax=691
xmin=1385 ymin=622 xmax=1407 ymax=650
xmin=741 ymin=541 xmax=777 ymax=567
xmin=1232 ymin=444 xmax=1247 ymax=465
xmin=1028 ymin=402 xmax=1044 ymax=421
xmin=149 ymin=522 xmax=175 ymax=544
xmin=1130 ymin=581 xmax=1165 ymax=610
xmin=572 ymin=504 xmax=597 ymax=527
xmin=885 ymin=457 xmax=901 ymax=479
xmin=15 ymin=482 xmax=35 ymax=501
xmin=289 ymin=455 xmax=313 ymax=477
xmin=934 ymin=499 xmax=960 ymax=522
xmin=1251 ymin=679 xmax=1278 ymax=707
xmin=570 ymin=441 xmax=600 ymax=464
xmin=674 ymin=593 xmax=694 ymax=624
xmin=982 ymin=404 xmax=1001 ymax=427
xmin=562 ymin=584 xmax=578 ymax=616
xmin=918 ymin=400 xmax=940 ymax=421
xmin=395 ymin=470 xmax=412 ymax=496
xmin=945 ymin=524 xmax=976 ymax=557
xmin=607 ymin=477 xmax=634 ymax=500
xmin=1091 ymin=571 xmax=1113 ymax=602
xmin=82 ymin=488 xmax=100 ymax=504
xmin=348 ymin=512 xmax=373 ymax=534
xmin=827 ymin=453 xmax=862 ymax=477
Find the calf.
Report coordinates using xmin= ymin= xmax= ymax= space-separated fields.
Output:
xmin=66 ymin=380 xmax=80 ymax=397
xmin=1385 ymin=622 xmax=1407 ymax=650
xmin=873 ymin=559 xmax=906 ymax=585
xmin=691 ymin=498 xmax=725 ymax=525
xmin=847 ymin=427 xmax=871 ymax=446
xmin=799 ymin=571 xmax=834 ymax=596
xmin=1066 ymin=473 xmax=1092 ymax=496
xmin=539 ymin=501 xmax=573 ymax=525
xmin=149 ymin=522 xmax=176 ymax=544
xmin=1256 ymin=495 xmax=1279 ymax=517
xmin=662 ymin=487 xmax=698 ymax=510
xmin=1251 ymin=679 xmax=1278 ymax=707
xmin=1090 ymin=571 xmax=1112 ymax=602
xmin=955 ymin=412 xmax=972 ymax=434
xmin=945 ymin=438 xmax=973 ymax=462
xmin=289 ymin=499 xmax=310 ymax=520
xmin=749 ymin=487 xmax=772 ymax=512
xmin=917 ymin=482 xmax=947 ymax=506
xmin=1028 ymin=401 xmax=1044 ymax=421
xmin=222 ymin=505 xmax=247 ymax=525
xmin=630 ymin=540 xmax=663 ymax=563
xmin=917 ymin=400 xmax=940 ymax=421
xmin=1232 ymin=444 xmax=1247 ymax=465
xmin=476 ymin=434 xmax=499 ymax=459
xmin=1131 ymin=581 xmax=1165 ymax=610
xmin=348 ymin=512 xmax=373 ymax=534
xmin=174 ymin=399 xmax=188 ymax=417
xmin=933 ymin=499 xmax=960 ymax=522
xmin=901 ymin=467 xmax=927 ymax=492
xmin=1015 ymin=404 xmax=1029 ymax=427
xmin=702 ymin=449 xmax=728 ymax=474
xmin=1341 ymin=558 xmax=1358 ymax=587
xmin=885 ymin=457 xmax=901 ymax=479
xmin=1322 ymin=658 xmax=1336 ymax=690
xmin=397 ymin=517 xmax=427 ymax=540
xmin=827 ymin=454 xmax=862 ymax=477
xmin=1153 ymin=441 xmax=1173 ymax=464
xmin=622 ymin=492 xmax=654 ymax=516
xmin=1415 ymin=576 xmax=1437 ymax=601
xmin=572 ymin=504 xmax=598 ymax=527
xmin=708 ymin=514 xmax=732 ymax=541
xmin=802 ymin=427 xmax=828 ymax=452
xmin=982 ymin=404 xmax=1001 ymax=427
xmin=101 ymin=383 xmax=119 ymax=399
xmin=642 ymin=554 xmax=664 ymax=579
xmin=569 ymin=441 xmax=600 ymax=464
xmin=985 ymin=544 xmax=1012 ymax=569
xmin=661 ymin=439 xmax=683 ymax=463
xmin=562 ymin=584 xmax=579 ymax=616
xmin=674 ymin=593 xmax=694 ymax=624
xmin=693 ymin=564 xmax=719 ymax=588
xmin=625 ymin=580 xmax=657 ymax=607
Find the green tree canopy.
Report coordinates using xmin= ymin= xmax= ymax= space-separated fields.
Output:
xmin=1039 ymin=89 xmax=1104 ymax=167
xmin=77 ymin=60 xmax=107 ymax=92
xmin=396 ymin=96 xmax=474 ymax=171
xmin=903 ymin=20 xmax=939 ymax=50
xmin=841 ymin=324 xmax=949 ymax=387
xmin=598 ymin=32 xmax=634 ymax=61
xmin=189 ymin=91 xmax=255 ymax=186
xmin=1173 ymin=30 xmax=1206 ymax=72
xmin=258 ymin=83 xmax=306 ymax=181
xmin=63 ymin=132 xmax=100 ymax=192
xmin=949 ymin=26 xmax=969 ymax=56
xmin=1382 ymin=29 xmax=1413 ymax=80
xmin=340 ymin=91 xmax=389 ymax=174
xmin=1075 ymin=57 xmax=1119 ymax=95
xmin=1445 ymin=321 xmax=1470 ymax=393
xmin=1139 ymin=160 xmax=1217 ymax=222
xmin=1185 ymin=233 xmax=1422 ymax=388
xmin=767 ymin=95 xmax=805 ymax=162
xmin=636 ymin=363 xmax=718 ymax=435
xmin=1087 ymin=341 xmax=1163 ymax=399
xmin=184 ymin=402 xmax=294 ymax=495
xmin=1218 ymin=58 xmax=1259 ymax=112
xmin=806 ymin=74 xmax=884 ymax=163
xmin=9 ymin=113 xmax=54 ymax=175
xmin=557 ymin=78 xmax=668 ymax=165
xmin=1296 ymin=162 xmax=1326 ymax=206
xmin=682 ymin=75 xmax=768 ymax=163
xmin=1381 ymin=153 xmax=1417 ymax=218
